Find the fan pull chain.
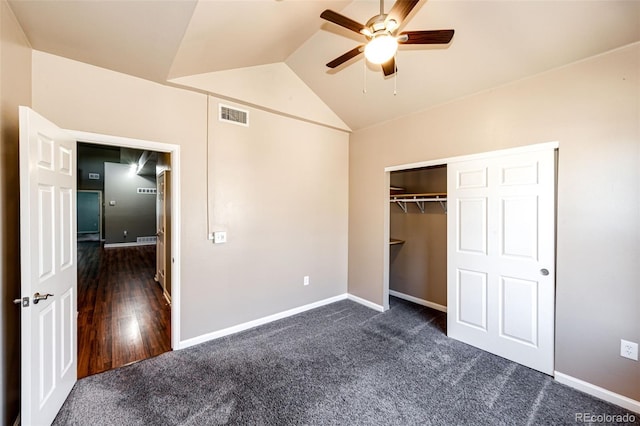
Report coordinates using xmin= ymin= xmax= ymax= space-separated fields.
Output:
xmin=393 ymin=53 xmax=398 ymax=96
xmin=363 ymin=59 xmax=367 ymax=94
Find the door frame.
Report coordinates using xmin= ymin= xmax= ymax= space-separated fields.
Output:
xmin=70 ymin=130 xmax=181 ymax=349
xmin=382 ymin=141 xmax=559 ymax=312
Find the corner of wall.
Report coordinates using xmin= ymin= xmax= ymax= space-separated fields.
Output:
xmin=1 ymin=0 xmax=32 ymax=423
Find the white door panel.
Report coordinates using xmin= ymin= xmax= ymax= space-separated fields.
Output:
xmin=500 ymin=196 xmax=538 ymax=259
xmin=499 ymin=276 xmax=538 ymax=346
xmin=456 ymin=167 xmax=488 ymax=189
xmin=60 ymin=287 xmax=75 ymax=375
xmin=448 ymin=148 xmax=555 ymax=375
xmin=60 ymin=187 xmax=74 ymax=268
xmin=457 ymin=269 xmax=488 ymax=330
xmin=457 ymin=198 xmax=488 ymax=255
xmin=20 ymin=106 xmax=77 ymax=425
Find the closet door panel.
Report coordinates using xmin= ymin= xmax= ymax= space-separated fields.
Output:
xmin=447 ymin=146 xmax=555 ymax=376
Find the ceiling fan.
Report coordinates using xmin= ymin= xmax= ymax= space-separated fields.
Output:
xmin=320 ymin=0 xmax=454 ymax=76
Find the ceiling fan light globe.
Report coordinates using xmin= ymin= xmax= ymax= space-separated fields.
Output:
xmin=364 ymin=34 xmax=398 ymax=64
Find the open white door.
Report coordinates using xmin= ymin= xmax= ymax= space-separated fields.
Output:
xmin=447 ymin=147 xmax=556 ymax=375
xmin=19 ymin=106 xmax=77 ymax=425
xmin=155 ymin=169 xmax=170 ymax=300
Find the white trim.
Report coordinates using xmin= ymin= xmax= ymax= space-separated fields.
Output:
xmin=383 ymin=172 xmax=391 ymax=312
xmin=554 ymin=371 xmax=640 ymax=414
xmin=177 ymin=294 xmax=349 ymax=349
xmin=389 ymin=290 xmax=447 ymax=313
xmin=347 ymin=294 xmax=385 ymax=312
xmin=177 ymin=293 xmax=389 ymax=350
xmin=169 ymin=147 xmax=181 ymax=350
xmin=71 ymin=130 xmax=179 ymax=153
xmin=384 ymin=141 xmax=559 ymax=172
xmin=69 ymin=130 xmax=181 ymax=349
xmin=104 ymin=241 xmax=156 ymax=248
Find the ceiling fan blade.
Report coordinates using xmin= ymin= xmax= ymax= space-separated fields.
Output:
xmin=398 ymin=29 xmax=455 ymax=44
xmin=326 ymin=45 xmax=365 ymax=68
xmin=381 ymin=57 xmax=397 ymax=77
xmin=387 ymin=0 xmax=420 ymax=26
xmin=320 ymin=10 xmax=366 ymax=34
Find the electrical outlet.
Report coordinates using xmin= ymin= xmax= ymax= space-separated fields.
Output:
xmin=303 ymin=276 xmax=310 ymax=286
xmin=620 ymin=339 xmax=638 ymax=361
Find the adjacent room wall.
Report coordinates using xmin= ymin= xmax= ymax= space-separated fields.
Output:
xmin=0 ymin=0 xmax=30 ymax=422
xmin=349 ymin=44 xmax=640 ymax=401
xmin=31 ymin=51 xmax=349 ymax=342
xmin=389 ymin=167 xmax=447 ymax=307
xmin=103 ymin=162 xmax=157 ymax=245
xmin=77 ymin=143 xmax=120 ymax=192
xmin=77 ymin=143 xmax=121 ymax=238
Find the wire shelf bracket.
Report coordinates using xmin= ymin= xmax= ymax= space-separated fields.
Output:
xmin=390 ymin=194 xmax=447 ymax=214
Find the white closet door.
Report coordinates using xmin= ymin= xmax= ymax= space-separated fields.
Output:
xmin=447 ymin=147 xmax=555 ymax=375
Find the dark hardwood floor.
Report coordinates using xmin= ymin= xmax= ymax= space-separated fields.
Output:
xmin=77 ymin=242 xmax=171 ymax=379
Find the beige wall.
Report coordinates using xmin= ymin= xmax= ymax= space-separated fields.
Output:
xmin=0 ymin=0 xmax=30 ymax=423
xmin=171 ymin=63 xmax=350 ymax=132
xmin=349 ymin=44 xmax=640 ymax=401
xmin=31 ymin=51 xmax=349 ymax=342
xmin=199 ymin=95 xmax=349 ymax=336
xmin=389 ymin=167 xmax=447 ymax=306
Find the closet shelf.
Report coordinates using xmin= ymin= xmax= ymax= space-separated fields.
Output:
xmin=390 ymin=192 xmax=447 ymax=214
xmin=389 ymin=238 xmax=405 ymax=245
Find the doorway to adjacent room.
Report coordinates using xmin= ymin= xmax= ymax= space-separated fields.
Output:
xmin=76 ymin=142 xmax=172 ymax=378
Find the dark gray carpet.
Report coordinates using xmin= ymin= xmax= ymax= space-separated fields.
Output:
xmin=54 ymin=297 xmax=638 ymax=425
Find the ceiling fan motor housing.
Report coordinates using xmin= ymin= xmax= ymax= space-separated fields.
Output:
xmin=363 ymin=14 xmax=398 ymax=37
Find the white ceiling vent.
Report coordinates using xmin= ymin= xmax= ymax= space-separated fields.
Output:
xmin=219 ymin=104 xmax=249 ymax=127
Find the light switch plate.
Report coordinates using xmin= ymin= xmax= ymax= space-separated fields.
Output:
xmin=213 ymin=231 xmax=227 ymax=244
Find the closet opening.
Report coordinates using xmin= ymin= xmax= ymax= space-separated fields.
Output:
xmin=387 ymin=164 xmax=448 ymax=329
xmin=383 ymin=143 xmax=558 ymax=374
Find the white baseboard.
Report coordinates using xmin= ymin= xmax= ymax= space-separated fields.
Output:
xmin=103 ymin=241 xmax=155 ymax=248
xmin=177 ymin=293 xmax=349 ymax=349
xmin=347 ymin=294 xmax=385 ymax=312
xmin=389 ymin=290 xmax=447 ymax=313
xmin=555 ymin=371 xmax=640 ymax=414
xmin=177 ymin=292 xmax=390 ymax=350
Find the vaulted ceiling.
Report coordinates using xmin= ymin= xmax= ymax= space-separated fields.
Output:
xmin=9 ymin=0 xmax=640 ymax=130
